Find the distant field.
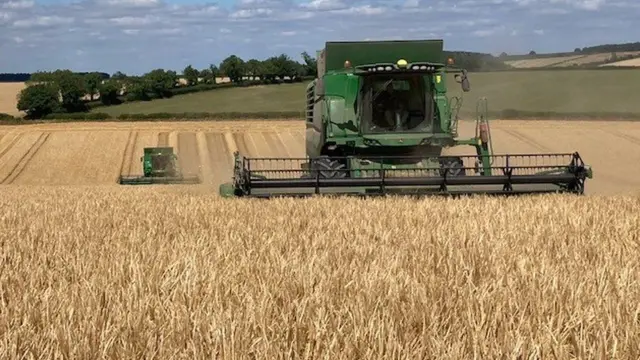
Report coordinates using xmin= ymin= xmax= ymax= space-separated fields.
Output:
xmin=505 ymin=51 xmax=640 ymax=68
xmin=504 ymin=55 xmax=584 ymax=68
xmin=601 ymin=58 xmax=640 ymax=67
xmin=0 ymin=82 xmax=25 ymax=116
xmin=94 ymin=69 xmax=640 ymax=119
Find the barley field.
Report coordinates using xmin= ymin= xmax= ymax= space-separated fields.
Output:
xmin=0 ymin=187 xmax=638 ymax=359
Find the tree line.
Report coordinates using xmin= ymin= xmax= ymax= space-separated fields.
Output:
xmin=15 ymin=52 xmax=319 ymax=119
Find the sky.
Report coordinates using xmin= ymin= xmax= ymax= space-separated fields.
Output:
xmin=0 ymin=0 xmax=638 ymax=74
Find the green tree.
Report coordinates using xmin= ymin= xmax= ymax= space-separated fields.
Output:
xmin=98 ymin=79 xmax=121 ymax=105
xmin=55 ymin=70 xmax=88 ymax=112
xmin=84 ymin=72 xmax=103 ymax=101
xmin=199 ymin=68 xmax=212 ymax=84
xmin=28 ymin=71 xmax=57 ymax=84
xmin=111 ymin=71 xmax=128 ymax=80
xmin=183 ymin=65 xmax=199 ymax=86
xmin=301 ymin=51 xmax=317 ymax=77
xmin=219 ymin=55 xmax=245 ymax=83
xmin=125 ymin=77 xmax=151 ymax=101
xmin=143 ymin=69 xmax=177 ymax=98
xmin=209 ymin=64 xmax=219 ymax=84
xmin=244 ymin=59 xmax=263 ymax=79
xmin=16 ymin=84 xmax=60 ymax=119
xmin=262 ymin=54 xmax=300 ymax=81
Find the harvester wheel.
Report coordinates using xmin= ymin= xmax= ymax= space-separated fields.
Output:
xmin=439 ymin=157 xmax=466 ymax=177
xmin=304 ymin=156 xmax=348 ymax=178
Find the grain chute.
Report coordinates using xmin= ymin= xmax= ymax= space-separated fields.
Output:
xmin=219 ymin=39 xmax=593 ymax=198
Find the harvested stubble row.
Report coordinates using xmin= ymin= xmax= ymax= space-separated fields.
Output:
xmin=0 ymin=186 xmax=639 ymax=359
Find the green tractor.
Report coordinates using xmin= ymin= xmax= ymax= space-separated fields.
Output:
xmin=219 ymin=39 xmax=592 ymax=198
xmin=119 ymin=147 xmax=200 ymax=185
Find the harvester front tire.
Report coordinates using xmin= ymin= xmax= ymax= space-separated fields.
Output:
xmin=305 ymin=157 xmax=348 ymax=179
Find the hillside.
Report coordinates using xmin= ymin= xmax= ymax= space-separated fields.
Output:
xmin=498 ymin=41 xmax=640 ymax=69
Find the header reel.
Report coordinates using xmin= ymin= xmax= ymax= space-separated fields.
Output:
xmin=219 ymin=152 xmax=592 ymax=198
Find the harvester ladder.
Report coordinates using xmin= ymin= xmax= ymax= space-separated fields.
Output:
xmin=475 ymin=97 xmax=495 ymax=165
xmin=448 ymin=95 xmax=462 ymax=137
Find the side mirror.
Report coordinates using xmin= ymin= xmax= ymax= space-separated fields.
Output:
xmin=455 ymin=70 xmax=470 ymax=92
xmin=461 ymin=77 xmax=470 ymax=92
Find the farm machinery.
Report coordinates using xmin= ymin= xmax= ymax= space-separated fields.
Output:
xmin=119 ymin=147 xmax=200 ymax=185
xmin=219 ymin=39 xmax=592 ymax=198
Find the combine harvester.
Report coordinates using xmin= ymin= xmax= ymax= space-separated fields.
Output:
xmin=119 ymin=147 xmax=200 ymax=185
xmin=219 ymin=39 xmax=592 ymax=198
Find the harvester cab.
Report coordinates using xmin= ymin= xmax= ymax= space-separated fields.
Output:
xmin=219 ymin=39 xmax=593 ymax=198
xmin=119 ymin=147 xmax=200 ymax=185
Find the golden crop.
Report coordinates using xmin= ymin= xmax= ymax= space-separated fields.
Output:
xmin=0 ymin=186 xmax=638 ymax=359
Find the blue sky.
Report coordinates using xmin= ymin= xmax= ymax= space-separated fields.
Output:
xmin=0 ymin=0 xmax=638 ymax=74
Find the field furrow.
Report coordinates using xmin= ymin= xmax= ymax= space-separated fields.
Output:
xmin=500 ymin=129 xmax=553 ymax=152
xmin=206 ymin=133 xmax=233 ymax=187
xmin=275 ymin=131 xmax=303 ymax=157
xmin=126 ymin=132 xmax=157 ymax=175
xmin=509 ymin=127 xmax=640 ymax=195
xmin=158 ymin=132 xmax=169 ymax=147
xmin=1 ymin=132 xmax=50 ymax=184
xmin=118 ymin=131 xmax=138 ymax=180
xmin=244 ymin=132 xmax=264 ymax=156
xmin=262 ymin=132 xmax=293 ymax=157
xmin=13 ymin=131 xmax=131 ymax=185
xmin=0 ymin=132 xmax=22 ymax=160
xmin=177 ymin=132 xmax=200 ymax=178
xmin=232 ymin=132 xmax=252 ymax=157
xmin=195 ymin=132 xmax=214 ymax=184
xmin=168 ymin=131 xmax=178 ymax=150
xmin=487 ymin=129 xmax=546 ymax=154
xmin=604 ymin=129 xmax=640 ymax=147
xmin=251 ymin=132 xmax=279 ymax=158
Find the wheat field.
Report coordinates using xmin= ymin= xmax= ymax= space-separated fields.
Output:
xmin=0 ymin=187 xmax=638 ymax=359
xmin=1 ymin=119 xmax=640 ymax=358
xmin=0 ymin=82 xmax=26 ymax=116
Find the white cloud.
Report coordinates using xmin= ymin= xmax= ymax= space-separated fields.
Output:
xmin=102 ymin=0 xmax=159 ymax=7
xmin=2 ymin=0 xmax=33 ymax=9
xmin=331 ymin=5 xmax=385 ymax=15
xmin=0 ymin=0 xmax=633 ymax=74
xmin=12 ymin=15 xmax=74 ymax=28
xmin=109 ymin=15 xmax=160 ymax=26
xmin=230 ymin=8 xmax=273 ymax=18
xmin=302 ymin=0 xmax=347 ymax=10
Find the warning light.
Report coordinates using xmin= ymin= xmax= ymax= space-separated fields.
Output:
xmin=344 ymin=60 xmax=352 ymax=68
xmin=447 ymin=57 xmax=455 ymax=65
xmin=397 ymin=59 xmax=408 ymax=68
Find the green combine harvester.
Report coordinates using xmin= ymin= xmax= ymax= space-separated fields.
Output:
xmin=119 ymin=147 xmax=200 ymax=185
xmin=219 ymin=39 xmax=593 ymax=198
